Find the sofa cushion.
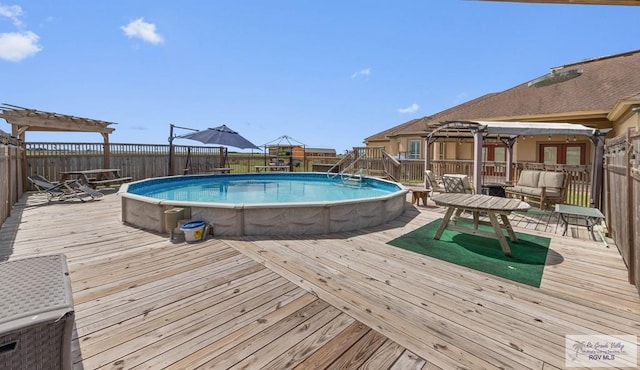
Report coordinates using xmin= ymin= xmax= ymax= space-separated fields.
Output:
xmin=516 ymin=170 xmax=541 ymax=188
xmin=543 ymin=188 xmax=562 ymax=198
xmin=506 ymin=185 xmax=542 ymax=196
xmin=537 ymin=172 xmax=565 ymax=189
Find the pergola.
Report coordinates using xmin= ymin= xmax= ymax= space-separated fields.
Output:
xmin=423 ymin=120 xmax=610 ymax=207
xmin=0 ymin=103 xmax=117 ymax=168
xmin=0 ymin=104 xmax=118 ymax=192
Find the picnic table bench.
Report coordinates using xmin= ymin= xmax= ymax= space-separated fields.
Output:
xmin=60 ymin=169 xmax=131 ymax=188
xmin=254 ymin=165 xmax=289 ymax=172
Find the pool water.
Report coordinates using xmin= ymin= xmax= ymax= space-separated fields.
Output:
xmin=127 ymin=173 xmax=400 ymax=204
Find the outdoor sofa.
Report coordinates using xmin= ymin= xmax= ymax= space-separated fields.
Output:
xmin=504 ymin=169 xmax=569 ymax=209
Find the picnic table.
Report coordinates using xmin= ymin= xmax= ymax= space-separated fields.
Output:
xmin=204 ymin=167 xmax=232 ymax=174
xmin=432 ymin=193 xmax=530 ymax=256
xmin=60 ymin=169 xmax=131 ymax=188
xmin=254 ymin=165 xmax=289 ymax=172
xmin=182 ymin=167 xmax=232 ymax=175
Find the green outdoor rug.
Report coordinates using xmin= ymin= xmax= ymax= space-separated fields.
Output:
xmin=387 ymin=219 xmax=551 ymax=287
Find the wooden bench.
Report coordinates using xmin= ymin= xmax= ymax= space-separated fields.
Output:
xmin=87 ymin=177 xmax=132 ymax=187
xmin=504 ymin=170 xmax=569 ymax=209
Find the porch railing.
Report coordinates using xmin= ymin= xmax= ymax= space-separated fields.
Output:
xmin=411 ymin=160 xmax=592 ymax=207
xmin=329 ymin=147 xmax=401 ymax=181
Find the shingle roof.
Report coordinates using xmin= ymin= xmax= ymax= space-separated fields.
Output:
xmin=366 ymin=49 xmax=640 ymax=141
xmin=479 ymin=0 xmax=640 ymax=5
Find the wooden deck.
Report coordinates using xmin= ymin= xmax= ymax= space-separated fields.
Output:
xmin=0 ymin=191 xmax=638 ymax=369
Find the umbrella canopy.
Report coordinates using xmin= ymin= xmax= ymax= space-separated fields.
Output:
xmin=179 ymin=124 xmax=260 ymax=149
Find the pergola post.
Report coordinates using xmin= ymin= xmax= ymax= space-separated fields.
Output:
xmin=472 ymin=129 xmax=483 ymax=193
xmin=424 ymin=137 xmax=431 ymax=172
xmin=501 ymin=137 xmax=517 ymax=184
xmin=102 ymin=133 xmax=110 ymax=169
xmin=590 ymin=131 xmax=606 ymax=208
xmin=12 ymin=124 xmax=28 ymax=191
xmin=424 ymin=135 xmax=438 ymax=188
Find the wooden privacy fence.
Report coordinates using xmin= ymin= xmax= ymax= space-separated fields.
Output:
xmin=25 ymin=142 xmax=229 ymax=186
xmin=604 ymin=127 xmax=639 ymax=293
xmin=0 ymin=132 xmax=23 ymax=226
xmin=23 ymin=142 xmax=337 ymax=189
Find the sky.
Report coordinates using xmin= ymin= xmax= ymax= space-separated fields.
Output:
xmin=1 ymin=1 xmax=639 ymax=153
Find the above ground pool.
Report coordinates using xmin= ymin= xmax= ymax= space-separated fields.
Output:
xmin=119 ymin=172 xmax=408 ymax=236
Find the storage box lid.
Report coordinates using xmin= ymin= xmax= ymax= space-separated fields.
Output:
xmin=0 ymin=254 xmax=74 ymax=334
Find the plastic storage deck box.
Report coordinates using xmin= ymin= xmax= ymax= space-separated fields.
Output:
xmin=0 ymin=254 xmax=75 ymax=370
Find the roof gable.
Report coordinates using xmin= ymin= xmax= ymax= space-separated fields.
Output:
xmin=367 ymin=49 xmax=640 ymax=141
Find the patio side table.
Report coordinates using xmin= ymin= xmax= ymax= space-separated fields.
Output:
xmin=554 ymin=204 xmax=608 ymax=247
xmin=0 ymin=254 xmax=75 ymax=370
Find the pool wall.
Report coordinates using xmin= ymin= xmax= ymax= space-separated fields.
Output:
xmin=119 ymin=174 xmax=408 ymax=236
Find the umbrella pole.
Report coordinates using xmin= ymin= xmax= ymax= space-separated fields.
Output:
xmin=168 ymin=124 xmax=175 ymax=176
xmin=169 ymin=143 xmax=174 ymax=176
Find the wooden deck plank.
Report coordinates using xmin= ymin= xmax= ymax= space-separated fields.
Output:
xmin=231 ymin=238 xmax=545 ymax=369
xmin=223 ymin=304 xmax=344 ymax=369
xmin=273 ymin=237 xmax=568 ymax=365
xmin=292 ymin=321 xmax=372 ymax=369
xmin=260 ymin=313 xmax=357 ymax=370
xmin=88 ymin=281 xmax=303 ymax=369
xmin=307 ymin=230 xmax=639 ymax=330
xmin=226 ymin=207 xmax=639 ymax=369
xmin=357 ymin=340 xmax=406 ymax=370
xmin=325 ymin=328 xmax=388 ymax=369
xmin=136 ymin=292 xmax=317 ymax=370
xmin=0 ymin=191 xmax=638 ymax=370
xmin=78 ymin=271 xmax=290 ymax=364
xmin=388 ymin=350 xmax=428 ymax=370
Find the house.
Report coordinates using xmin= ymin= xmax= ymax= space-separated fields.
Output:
xmin=364 ymin=49 xmax=640 ymax=166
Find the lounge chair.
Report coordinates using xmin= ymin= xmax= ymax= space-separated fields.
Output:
xmin=28 ymin=175 xmax=104 ymax=202
xmin=442 ymin=174 xmax=474 ymax=194
xmin=424 ymin=170 xmax=446 ymax=197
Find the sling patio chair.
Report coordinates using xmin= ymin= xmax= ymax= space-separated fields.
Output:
xmin=424 ymin=170 xmax=446 ymax=198
xmin=442 ymin=174 xmax=474 ymax=194
xmin=441 ymin=174 xmax=475 ymax=217
xmin=28 ymin=175 xmax=104 ymax=203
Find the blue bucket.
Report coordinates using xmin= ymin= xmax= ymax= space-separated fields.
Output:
xmin=180 ymin=221 xmax=207 ymax=242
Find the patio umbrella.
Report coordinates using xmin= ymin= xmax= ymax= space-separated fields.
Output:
xmin=179 ymin=124 xmax=260 ymax=149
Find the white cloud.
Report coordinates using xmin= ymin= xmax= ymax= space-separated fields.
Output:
xmin=351 ymin=68 xmax=371 ymax=79
xmin=397 ymin=103 xmax=419 ymax=114
xmin=0 ymin=4 xmax=24 ymax=28
xmin=0 ymin=31 xmax=41 ymax=62
xmin=121 ymin=18 xmax=164 ymax=45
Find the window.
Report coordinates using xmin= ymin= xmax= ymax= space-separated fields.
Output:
xmin=539 ymin=143 xmax=586 ymax=165
xmin=483 ymin=144 xmax=507 ymax=176
xmin=482 ymin=144 xmax=506 ymax=162
xmin=408 ymin=140 xmax=421 ymax=159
